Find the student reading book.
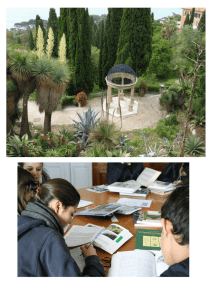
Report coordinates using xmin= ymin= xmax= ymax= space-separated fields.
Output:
xmin=107 ymin=167 xmax=161 ymax=193
xmin=159 ymin=180 xmax=189 ymax=277
xmin=106 ymin=163 xmax=144 ymax=184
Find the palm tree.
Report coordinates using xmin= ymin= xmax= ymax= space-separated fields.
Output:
xmin=9 ymin=51 xmax=37 ymax=138
xmin=161 ymin=18 xmax=177 ymax=41
xmin=34 ymin=57 xmax=70 ymax=134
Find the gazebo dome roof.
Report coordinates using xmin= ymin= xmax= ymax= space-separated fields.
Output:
xmin=107 ymin=64 xmax=136 ymax=77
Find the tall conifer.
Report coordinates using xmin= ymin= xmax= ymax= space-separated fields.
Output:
xmin=189 ymin=8 xmax=195 ymax=25
xmin=198 ymin=10 xmax=205 ymax=32
xmin=28 ymin=30 xmax=35 ymax=50
xmin=98 ymin=19 xmax=105 ymax=89
xmin=47 ymin=8 xmax=58 ymax=57
xmin=116 ymin=8 xmax=152 ymax=76
xmin=184 ymin=13 xmax=190 ymax=26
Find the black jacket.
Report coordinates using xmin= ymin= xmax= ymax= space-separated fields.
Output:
xmin=160 ymin=257 xmax=189 ymax=277
xmin=106 ymin=163 xmax=144 ymax=185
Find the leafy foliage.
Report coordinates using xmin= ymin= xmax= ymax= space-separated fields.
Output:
xmin=185 ymin=134 xmax=205 ymax=156
xmin=76 ymin=92 xmax=87 ymax=107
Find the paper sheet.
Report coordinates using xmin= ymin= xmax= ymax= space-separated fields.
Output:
xmin=117 ymin=198 xmax=152 ymax=208
xmin=64 ymin=225 xmax=103 ymax=247
xmin=77 ymin=200 xmax=93 ymax=208
xmin=69 ymin=247 xmax=86 ymax=273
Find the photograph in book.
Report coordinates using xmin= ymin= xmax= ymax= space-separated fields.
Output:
xmin=86 ymin=185 xmax=108 ymax=193
xmin=74 ymin=203 xmax=120 ymax=216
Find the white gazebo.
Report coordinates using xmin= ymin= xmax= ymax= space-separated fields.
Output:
xmin=105 ymin=64 xmax=138 ymax=116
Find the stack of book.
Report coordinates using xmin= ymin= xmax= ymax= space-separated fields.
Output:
xmin=148 ymin=180 xmax=176 ymax=195
xmin=119 ymin=188 xmax=150 ymax=197
xmin=133 ymin=210 xmax=162 ymax=227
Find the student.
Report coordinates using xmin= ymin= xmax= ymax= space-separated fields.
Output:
xmin=18 ymin=178 xmax=105 ymax=277
xmin=106 ymin=163 xmax=144 ymax=185
xmin=160 ymin=180 xmax=189 ymax=277
xmin=19 ymin=162 xmax=50 ymax=183
xmin=18 ymin=166 xmax=38 ymax=215
xmin=157 ymin=163 xmax=189 ymax=183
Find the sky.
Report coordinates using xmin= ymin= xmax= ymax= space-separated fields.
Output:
xmin=6 ymin=7 xmax=183 ymax=29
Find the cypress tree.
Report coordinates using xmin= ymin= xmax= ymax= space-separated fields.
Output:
xmin=107 ymin=8 xmax=123 ymax=70
xmin=198 ymin=10 xmax=205 ymax=32
xmin=189 ymin=8 xmax=195 ymax=25
xmin=47 ymin=8 xmax=58 ymax=57
xmin=28 ymin=29 xmax=35 ymax=50
xmin=98 ymin=19 xmax=105 ymax=89
xmin=116 ymin=8 xmax=152 ymax=76
xmin=74 ymin=8 xmax=94 ymax=94
xmin=184 ymin=13 xmax=190 ymax=26
xmin=68 ymin=8 xmax=78 ymax=67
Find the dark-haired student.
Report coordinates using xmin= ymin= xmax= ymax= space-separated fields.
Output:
xmin=160 ymin=180 xmax=189 ymax=277
xmin=158 ymin=163 xmax=189 ymax=183
xmin=18 ymin=178 xmax=105 ymax=277
xmin=19 ymin=162 xmax=50 ymax=183
xmin=18 ymin=166 xmax=38 ymax=215
xmin=106 ymin=163 xmax=144 ymax=185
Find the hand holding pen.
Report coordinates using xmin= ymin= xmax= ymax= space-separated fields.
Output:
xmin=80 ymin=243 xmax=97 ymax=258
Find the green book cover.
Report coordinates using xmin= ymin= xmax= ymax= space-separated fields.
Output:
xmin=135 ymin=229 xmax=162 ymax=251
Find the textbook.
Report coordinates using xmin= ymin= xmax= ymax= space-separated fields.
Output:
xmin=148 ymin=180 xmax=176 ymax=195
xmin=107 ymin=250 xmax=169 ymax=277
xmin=65 ymin=223 xmax=133 ymax=255
xmin=107 ymin=167 xmax=161 ymax=193
xmin=135 ymin=228 xmax=162 ymax=251
xmin=134 ymin=211 xmax=162 ymax=227
xmin=119 ymin=188 xmax=150 ymax=197
xmin=74 ymin=203 xmax=120 ymax=217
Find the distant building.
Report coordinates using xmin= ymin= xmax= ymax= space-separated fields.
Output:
xmin=180 ymin=8 xmax=205 ymax=29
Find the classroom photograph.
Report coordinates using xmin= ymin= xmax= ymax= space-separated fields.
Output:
xmin=17 ymin=162 xmax=189 ymax=277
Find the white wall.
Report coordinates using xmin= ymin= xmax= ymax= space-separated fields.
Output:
xmin=43 ymin=163 xmax=92 ymax=189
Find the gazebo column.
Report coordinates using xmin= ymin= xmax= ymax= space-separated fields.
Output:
xmin=107 ymin=85 xmax=112 ymax=108
xmin=128 ymin=87 xmax=135 ymax=112
xmin=120 ymin=77 xmax=124 ymax=100
xmin=116 ymin=89 xmax=121 ymax=114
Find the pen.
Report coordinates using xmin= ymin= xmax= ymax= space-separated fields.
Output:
xmin=80 ymin=243 xmax=93 ymax=256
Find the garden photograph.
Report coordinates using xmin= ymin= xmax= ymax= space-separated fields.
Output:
xmin=6 ymin=7 xmax=206 ymax=157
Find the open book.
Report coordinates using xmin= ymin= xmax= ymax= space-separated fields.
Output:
xmin=64 ymin=223 xmax=133 ymax=255
xmin=148 ymin=180 xmax=176 ymax=195
xmin=107 ymin=250 xmax=169 ymax=277
xmin=107 ymin=167 xmax=161 ymax=193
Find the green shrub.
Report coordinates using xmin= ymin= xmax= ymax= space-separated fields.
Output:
xmin=147 ymin=84 xmax=160 ymax=93
xmin=185 ymin=134 xmax=205 ymax=156
xmin=61 ymin=95 xmax=76 ymax=109
xmin=156 ymin=117 xmax=180 ymax=142
xmin=160 ymin=90 xmax=172 ymax=105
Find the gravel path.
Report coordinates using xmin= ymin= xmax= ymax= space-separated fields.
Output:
xmin=20 ymin=93 xmax=167 ymax=132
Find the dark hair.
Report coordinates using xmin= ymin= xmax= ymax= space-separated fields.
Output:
xmin=161 ymin=180 xmax=189 ymax=245
xmin=18 ymin=163 xmax=50 ymax=183
xmin=18 ymin=167 xmax=38 ymax=215
xmin=35 ymin=178 xmax=80 ymax=208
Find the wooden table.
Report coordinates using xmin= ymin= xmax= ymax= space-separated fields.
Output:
xmin=65 ymin=187 xmax=168 ymax=268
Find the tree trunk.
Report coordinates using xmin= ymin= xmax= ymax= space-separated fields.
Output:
xmin=7 ymin=111 xmax=14 ymax=136
xmin=44 ymin=111 xmax=52 ymax=134
xmin=20 ymin=92 xmax=32 ymax=138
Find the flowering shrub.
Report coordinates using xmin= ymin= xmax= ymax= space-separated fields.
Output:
xmin=139 ymin=82 xmax=148 ymax=96
xmin=76 ymin=92 xmax=87 ymax=107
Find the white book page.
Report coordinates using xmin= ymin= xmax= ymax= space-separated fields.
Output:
xmin=154 ymin=250 xmax=169 ymax=276
xmin=108 ymin=250 xmax=156 ymax=277
xmin=117 ymin=198 xmax=152 ymax=208
xmin=94 ymin=224 xmax=133 ymax=254
xmin=69 ymin=246 xmax=86 ymax=273
xmin=77 ymin=200 xmax=93 ymax=208
xmin=136 ymin=168 xmax=161 ymax=187
xmin=64 ymin=225 xmax=103 ymax=247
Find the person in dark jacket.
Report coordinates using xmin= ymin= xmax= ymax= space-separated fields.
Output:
xmin=106 ymin=163 xmax=144 ymax=185
xmin=18 ymin=178 xmax=105 ymax=277
xmin=18 ymin=162 xmax=50 ymax=183
xmin=18 ymin=166 xmax=38 ymax=215
xmin=157 ymin=163 xmax=189 ymax=183
xmin=160 ymin=180 xmax=189 ymax=277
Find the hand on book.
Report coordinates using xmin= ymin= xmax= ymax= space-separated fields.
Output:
xmin=80 ymin=244 xmax=97 ymax=258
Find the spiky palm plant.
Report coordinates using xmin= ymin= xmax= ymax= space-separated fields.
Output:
xmin=9 ymin=51 xmax=37 ymax=138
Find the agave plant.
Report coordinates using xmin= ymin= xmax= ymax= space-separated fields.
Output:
xmin=6 ymin=134 xmax=34 ymax=157
xmin=105 ymin=148 xmax=130 ymax=157
xmin=70 ymin=106 xmax=101 ymax=148
xmin=185 ymin=134 xmax=205 ymax=156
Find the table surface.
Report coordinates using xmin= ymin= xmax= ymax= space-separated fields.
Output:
xmin=65 ymin=187 xmax=168 ymax=267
